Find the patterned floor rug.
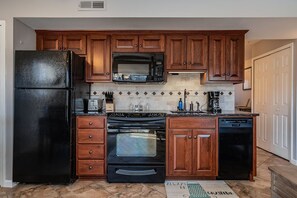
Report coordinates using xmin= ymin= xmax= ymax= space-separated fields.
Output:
xmin=165 ymin=180 xmax=239 ymax=198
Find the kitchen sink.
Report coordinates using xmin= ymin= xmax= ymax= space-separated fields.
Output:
xmin=170 ymin=110 xmax=207 ymax=114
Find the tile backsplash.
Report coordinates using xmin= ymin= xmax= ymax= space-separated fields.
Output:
xmin=91 ymin=74 xmax=235 ymax=111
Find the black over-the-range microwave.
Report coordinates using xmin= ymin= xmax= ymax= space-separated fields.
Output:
xmin=112 ymin=53 xmax=164 ymax=83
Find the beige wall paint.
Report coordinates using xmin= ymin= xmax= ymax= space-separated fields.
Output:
xmin=252 ymin=39 xmax=295 ymax=58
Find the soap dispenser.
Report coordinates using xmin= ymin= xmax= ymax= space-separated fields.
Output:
xmin=178 ymin=98 xmax=183 ymax=111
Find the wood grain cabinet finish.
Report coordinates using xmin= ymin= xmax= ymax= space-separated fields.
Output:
xmin=166 ymin=35 xmax=208 ymax=71
xmin=76 ymin=116 xmax=106 ymax=177
xmin=112 ymin=34 xmax=165 ymax=52
xmin=208 ymin=34 xmax=244 ymax=81
xmin=36 ymin=32 xmax=86 ymax=55
xmin=86 ymin=34 xmax=111 ymax=82
xmin=167 ymin=117 xmax=217 ymax=178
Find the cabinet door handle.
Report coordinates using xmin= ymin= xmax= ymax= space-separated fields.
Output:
xmin=89 ymin=150 xmax=93 ymax=154
xmin=88 ymin=135 xmax=93 ymax=139
xmin=189 ymin=62 xmax=192 ymax=65
xmin=89 ymin=121 xmax=93 ymax=125
xmin=139 ymin=44 xmax=142 ymax=47
xmin=199 ymin=134 xmax=210 ymax=138
xmin=89 ymin=166 xmax=93 ymax=170
xmin=226 ymin=73 xmax=230 ymax=76
xmin=106 ymin=72 xmax=110 ymax=75
xmin=222 ymin=73 xmax=226 ymax=76
xmin=188 ymin=136 xmax=192 ymax=139
xmin=194 ymin=136 xmax=197 ymax=139
xmin=183 ymin=62 xmax=187 ymax=65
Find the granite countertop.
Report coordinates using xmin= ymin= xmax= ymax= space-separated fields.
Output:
xmin=166 ymin=110 xmax=259 ymax=117
xmin=75 ymin=111 xmax=106 ymax=116
xmin=75 ymin=110 xmax=259 ymax=117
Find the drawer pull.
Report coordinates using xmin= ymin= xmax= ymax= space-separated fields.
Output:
xmin=188 ymin=136 xmax=192 ymax=139
xmin=89 ymin=150 xmax=93 ymax=154
xmin=89 ymin=166 xmax=93 ymax=170
xmin=194 ymin=136 xmax=197 ymax=139
xmin=89 ymin=121 xmax=93 ymax=125
xmin=88 ymin=135 xmax=93 ymax=139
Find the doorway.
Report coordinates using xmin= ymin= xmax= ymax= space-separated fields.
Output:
xmin=0 ymin=20 xmax=6 ymax=187
xmin=253 ymin=44 xmax=293 ymax=160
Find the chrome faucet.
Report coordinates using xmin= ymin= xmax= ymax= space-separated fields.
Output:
xmin=184 ymin=89 xmax=187 ymax=111
xmin=196 ymin=102 xmax=200 ymax=112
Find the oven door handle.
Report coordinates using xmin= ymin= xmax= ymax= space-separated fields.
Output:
xmin=115 ymin=169 xmax=157 ymax=176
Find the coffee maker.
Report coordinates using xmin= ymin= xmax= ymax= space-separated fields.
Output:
xmin=207 ymin=91 xmax=222 ymax=113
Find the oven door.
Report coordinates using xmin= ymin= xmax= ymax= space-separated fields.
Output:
xmin=107 ymin=125 xmax=166 ymax=165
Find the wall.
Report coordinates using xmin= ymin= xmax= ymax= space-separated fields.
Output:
xmin=13 ymin=19 xmax=36 ymax=50
xmin=0 ymin=21 xmax=6 ymax=187
xmin=91 ymin=74 xmax=235 ymax=111
xmin=2 ymin=20 xmax=36 ymax=185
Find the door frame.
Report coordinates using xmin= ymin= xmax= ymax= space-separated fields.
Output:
xmin=0 ymin=20 xmax=6 ymax=186
xmin=251 ymin=43 xmax=295 ymax=164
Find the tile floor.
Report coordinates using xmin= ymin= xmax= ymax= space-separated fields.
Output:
xmin=0 ymin=148 xmax=292 ymax=198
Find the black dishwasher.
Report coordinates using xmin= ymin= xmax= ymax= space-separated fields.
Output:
xmin=218 ymin=118 xmax=253 ymax=180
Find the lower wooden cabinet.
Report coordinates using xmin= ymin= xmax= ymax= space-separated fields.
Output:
xmin=167 ymin=117 xmax=217 ymax=178
xmin=76 ymin=116 xmax=106 ymax=177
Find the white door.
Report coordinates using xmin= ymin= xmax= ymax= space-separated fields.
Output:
xmin=254 ymin=46 xmax=292 ymax=159
xmin=0 ymin=21 xmax=5 ymax=187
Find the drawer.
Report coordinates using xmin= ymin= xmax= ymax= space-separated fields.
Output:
xmin=77 ymin=129 xmax=105 ymax=144
xmin=77 ymin=116 xmax=105 ymax=129
xmin=168 ymin=117 xmax=216 ymax=129
xmin=77 ymin=144 xmax=105 ymax=159
xmin=77 ymin=160 xmax=105 ymax=176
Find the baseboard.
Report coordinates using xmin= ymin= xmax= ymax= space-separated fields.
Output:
xmin=2 ymin=180 xmax=18 ymax=188
xmin=290 ymin=159 xmax=297 ymax=166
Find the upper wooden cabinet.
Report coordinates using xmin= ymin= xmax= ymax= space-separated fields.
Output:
xmin=167 ymin=117 xmax=217 ymax=178
xmin=206 ymin=34 xmax=244 ymax=82
xmin=166 ymin=35 xmax=208 ymax=71
xmin=36 ymin=32 xmax=87 ymax=55
xmin=112 ymin=34 xmax=165 ymax=52
xmin=86 ymin=34 xmax=111 ymax=82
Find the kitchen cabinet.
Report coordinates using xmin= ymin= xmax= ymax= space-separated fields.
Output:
xmin=206 ymin=34 xmax=244 ymax=82
xmin=166 ymin=35 xmax=208 ymax=71
xmin=86 ymin=34 xmax=111 ymax=82
xmin=36 ymin=32 xmax=87 ymax=55
xmin=167 ymin=117 xmax=217 ymax=178
xmin=111 ymin=34 xmax=165 ymax=52
xmin=76 ymin=116 xmax=106 ymax=177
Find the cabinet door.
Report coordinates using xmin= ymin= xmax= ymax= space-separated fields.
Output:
xmin=225 ymin=35 xmax=244 ymax=81
xmin=187 ymin=35 xmax=208 ymax=70
xmin=111 ymin=35 xmax=138 ymax=52
xmin=139 ymin=34 xmax=165 ymax=52
xmin=86 ymin=34 xmax=111 ymax=82
xmin=36 ymin=33 xmax=62 ymax=51
xmin=63 ymin=34 xmax=87 ymax=55
xmin=192 ymin=129 xmax=216 ymax=176
xmin=168 ymin=129 xmax=192 ymax=176
xmin=208 ymin=35 xmax=226 ymax=80
xmin=166 ymin=35 xmax=187 ymax=70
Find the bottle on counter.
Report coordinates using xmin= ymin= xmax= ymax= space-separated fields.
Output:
xmin=178 ymin=98 xmax=183 ymax=111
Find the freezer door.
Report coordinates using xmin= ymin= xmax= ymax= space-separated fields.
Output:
xmin=13 ymin=89 xmax=74 ymax=183
xmin=15 ymin=51 xmax=70 ymax=88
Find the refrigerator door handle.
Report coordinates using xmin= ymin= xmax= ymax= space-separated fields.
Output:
xmin=66 ymin=92 xmax=69 ymax=124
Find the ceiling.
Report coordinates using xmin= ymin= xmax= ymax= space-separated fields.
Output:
xmin=18 ymin=17 xmax=297 ymax=41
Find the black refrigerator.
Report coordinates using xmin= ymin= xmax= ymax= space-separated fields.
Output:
xmin=13 ymin=51 xmax=89 ymax=184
